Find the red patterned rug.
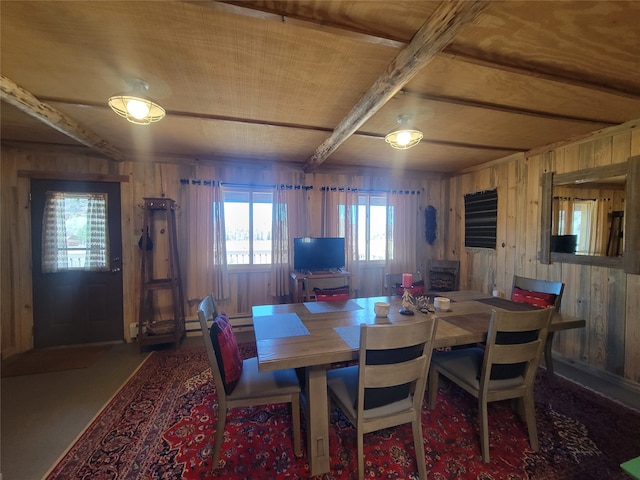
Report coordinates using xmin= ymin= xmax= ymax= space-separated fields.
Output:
xmin=44 ymin=344 xmax=640 ymax=479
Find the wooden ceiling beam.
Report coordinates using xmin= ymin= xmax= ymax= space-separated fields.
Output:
xmin=0 ymin=74 xmax=127 ymax=162
xmin=302 ymin=1 xmax=489 ymax=173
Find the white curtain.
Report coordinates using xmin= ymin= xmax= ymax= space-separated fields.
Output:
xmin=212 ymin=182 xmax=230 ymax=300
xmin=183 ymin=180 xmax=230 ymax=303
xmin=270 ymin=185 xmax=290 ymax=297
xmin=270 ymin=185 xmax=309 ymax=297
xmin=85 ymin=194 xmax=109 ymax=269
xmin=589 ymin=199 xmax=609 ymax=256
xmin=42 ymin=192 xmax=68 ymax=272
xmin=385 ymin=191 xmax=419 ymax=274
xmin=322 ymin=188 xmax=361 ymax=294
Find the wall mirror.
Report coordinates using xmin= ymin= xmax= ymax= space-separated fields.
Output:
xmin=540 ymin=155 xmax=640 ymax=274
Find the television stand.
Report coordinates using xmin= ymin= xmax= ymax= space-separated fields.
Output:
xmin=290 ymin=270 xmax=352 ymax=303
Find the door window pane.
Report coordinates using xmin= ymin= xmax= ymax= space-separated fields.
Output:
xmin=42 ymin=192 xmax=109 ymax=272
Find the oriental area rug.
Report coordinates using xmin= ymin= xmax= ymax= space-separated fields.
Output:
xmin=44 ymin=344 xmax=640 ymax=480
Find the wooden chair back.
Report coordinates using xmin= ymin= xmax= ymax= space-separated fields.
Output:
xmin=357 ymin=319 xmax=436 ymax=479
xmin=512 ymin=275 xmax=564 ymax=312
xmin=197 ymin=295 xmax=228 ymax=406
xmin=479 ymin=308 xmax=553 ymax=396
xmin=358 ymin=319 xmax=435 ymax=411
xmin=304 ymin=277 xmax=349 ymax=301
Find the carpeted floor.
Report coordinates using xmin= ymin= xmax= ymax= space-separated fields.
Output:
xmin=1 ymin=345 xmax=111 ymax=377
xmin=43 ymin=344 xmax=640 ymax=479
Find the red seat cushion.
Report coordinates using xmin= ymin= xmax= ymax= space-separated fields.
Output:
xmin=209 ymin=312 xmax=243 ymax=394
xmin=511 ymin=286 xmax=557 ymax=308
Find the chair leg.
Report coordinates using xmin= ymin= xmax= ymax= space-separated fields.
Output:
xmin=479 ymin=399 xmax=490 ymax=463
xmin=292 ymin=394 xmax=302 ymax=457
xmin=427 ymin=368 xmax=439 ymax=409
xmin=522 ymin=392 xmax=540 ymax=451
xmin=544 ymin=333 xmax=556 ymax=384
xmin=212 ymin=407 xmax=227 ymax=470
xmin=357 ymin=431 xmax=365 ymax=480
xmin=412 ymin=418 xmax=427 ymax=480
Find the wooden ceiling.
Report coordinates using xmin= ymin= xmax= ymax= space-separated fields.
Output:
xmin=2 ymin=1 xmax=640 ymax=173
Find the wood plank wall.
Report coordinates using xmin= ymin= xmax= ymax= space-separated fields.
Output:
xmin=2 ymin=119 xmax=639 ymax=389
xmin=447 ymin=122 xmax=640 ymax=385
xmin=0 ymin=149 xmax=442 ymax=357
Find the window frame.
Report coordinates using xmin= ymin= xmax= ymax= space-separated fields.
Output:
xmin=222 ymin=187 xmax=273 ymax=270
xmin=353 ymin=193 xmax=392 ymax=264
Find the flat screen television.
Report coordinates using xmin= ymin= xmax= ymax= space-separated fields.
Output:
xmin=293 ymin=237 xmax=345 ymax=272
xmin=551 ymin=234 xmax=577 ymax=253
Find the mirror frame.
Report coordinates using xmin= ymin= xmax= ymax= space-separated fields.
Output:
xmin=540 ymin=155 xmax=640 ymax=274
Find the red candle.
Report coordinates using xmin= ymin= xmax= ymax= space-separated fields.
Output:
xmin=402 ymin=273 xmax=413 ymax=288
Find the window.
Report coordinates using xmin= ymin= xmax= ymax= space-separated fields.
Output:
xmin=42 ymin=192 xmax=109 ymax=272
xmin=223 ymin=189 xmax=273 ymax=265
xmin=339 ymin=194 xmax=392 ymax=262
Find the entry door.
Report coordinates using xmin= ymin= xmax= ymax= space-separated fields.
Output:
xmin=31 ymin=179 xmax=123 ymax=348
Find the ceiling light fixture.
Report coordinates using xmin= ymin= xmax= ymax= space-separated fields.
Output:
xmin=108 ymin=79 xmax=165 ymax=125
xmin=384 ymin=114 xmax=423 ymax=150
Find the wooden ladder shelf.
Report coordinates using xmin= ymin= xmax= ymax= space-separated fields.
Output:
xmin=138 ymin=197 xmax=185 ymax=351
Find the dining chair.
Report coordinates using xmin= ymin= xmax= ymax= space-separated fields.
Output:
xmin=511 ymin=275 xmax=564 ymax=380
xmin=313 ymin=285 xmax=351 ymax=301
xmin=197 ymin=294 xmax=302 ymax=470
xmin=428 ymin=307 xmax=553 ymax=463
xmin=326 ymin=318 xmax=438 ymax=480
xmin=304 ymin=277 xmax=349 ymax=301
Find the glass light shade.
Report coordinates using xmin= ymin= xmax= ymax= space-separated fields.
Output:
xmin=108 ymin=94 xmax=165 ymax=125
xmin=385 ymin=114 xmax=423 ymax=149
xmin=385 ymin=128 xmax=423 ymax=149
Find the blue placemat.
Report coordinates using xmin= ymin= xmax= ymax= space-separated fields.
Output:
xmin=253 ymin=312 xmax=310 ymax=340
xmin=304 ymin=299 xmax=363 ymax=314
xmin=333 ymin=325 xmax=361 ymax=349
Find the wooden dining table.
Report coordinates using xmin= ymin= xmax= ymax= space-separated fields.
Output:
xmin=251 ymin=290 xmax=585 ymax=476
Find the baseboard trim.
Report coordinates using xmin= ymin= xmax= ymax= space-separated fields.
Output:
xmin=553 ymin=354 xmax=640 ymax=411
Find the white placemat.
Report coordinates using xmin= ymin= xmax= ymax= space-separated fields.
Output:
xmin=253 ymin=312 xmax=310 ymax=340
xmin=333 ymin=325 xmax=361 ymax=349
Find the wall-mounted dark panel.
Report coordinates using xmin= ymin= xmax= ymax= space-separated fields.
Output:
xmin=464 ymin=189 xmax=497 ymax=249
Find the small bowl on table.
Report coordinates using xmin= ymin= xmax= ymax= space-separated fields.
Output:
xmin=434 ymin=297 xmax=451 ymax=312
xmin=374 ymin=301 xmax=391 ymax=317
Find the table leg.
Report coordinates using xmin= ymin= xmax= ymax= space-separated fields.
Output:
xmin=305 ymin=365 xmax=330 ymax=476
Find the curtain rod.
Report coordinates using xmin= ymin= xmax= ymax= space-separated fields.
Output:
xmin=179 ymin=178 xmax=312 ymax=190
xmin=320 ymin=186 xmax=421 ymax=195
